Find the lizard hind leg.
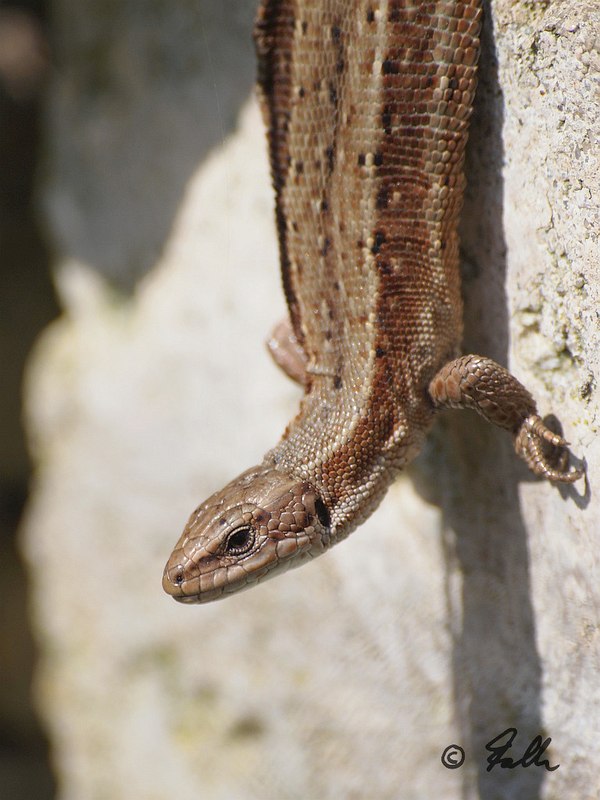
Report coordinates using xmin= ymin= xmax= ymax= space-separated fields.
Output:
xmin=428 ymin=354 xmax=584 ymax=484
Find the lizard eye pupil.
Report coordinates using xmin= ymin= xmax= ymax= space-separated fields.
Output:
xmin=224 ymin=526 xmax=255 ymax=554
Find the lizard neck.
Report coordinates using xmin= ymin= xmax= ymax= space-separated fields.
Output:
xmin=265 ymin=377 xmax=431 ymax=542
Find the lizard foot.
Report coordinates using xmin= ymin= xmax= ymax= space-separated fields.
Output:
xmin=515 ymin=415 xmax=584 ymax=483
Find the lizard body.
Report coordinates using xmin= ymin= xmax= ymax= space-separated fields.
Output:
xmin=163 ymin=0 xmax=582 ymax=603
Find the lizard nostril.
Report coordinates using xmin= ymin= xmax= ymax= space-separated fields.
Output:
xmin=164 ymin=565 xmax=184 ymax=588
xmin=162 ymin=563 xmax=186 ymax=597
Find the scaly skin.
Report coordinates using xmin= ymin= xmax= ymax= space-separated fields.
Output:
xmin=163 ymin=0 xmax=582 ymax=603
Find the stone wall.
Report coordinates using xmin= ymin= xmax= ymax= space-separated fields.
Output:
xmin=22 ymin=1 xmax=599 ymax=798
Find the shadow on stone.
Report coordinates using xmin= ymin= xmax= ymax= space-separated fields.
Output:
xmin=423 ymin=5 xmax=546 ymax=798
xmin=44 ymin=0 xmax=259 ymax=291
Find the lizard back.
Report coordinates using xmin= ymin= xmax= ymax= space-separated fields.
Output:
xmin=255 ymin=0 xmax=481 ymax=517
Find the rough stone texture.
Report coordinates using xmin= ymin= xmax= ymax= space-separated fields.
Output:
xmin=22 ymin=1 xmax=598 ymax=799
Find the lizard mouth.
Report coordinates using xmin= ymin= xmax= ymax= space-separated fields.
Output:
xmin=162 ymin=557 xmax=261 ymax=603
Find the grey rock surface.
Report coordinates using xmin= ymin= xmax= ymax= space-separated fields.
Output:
xmin=22 ymin=1 xmax=599 ymax=798
xmin=44 ymin=0 xmax=257 ymax=289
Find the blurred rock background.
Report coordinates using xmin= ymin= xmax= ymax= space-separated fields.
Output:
xmin=0 ymin=2 xmax=55 ymax=797
xmin=2 ymin=1 xmax=599 ymax=798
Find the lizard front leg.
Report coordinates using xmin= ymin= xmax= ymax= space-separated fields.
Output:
xmin=429 ymin=354 xmax=584 ymax=483
xmin=266 ymin=318 xmax=308 ymax=387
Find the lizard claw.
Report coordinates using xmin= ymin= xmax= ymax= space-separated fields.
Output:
xmin=522 ymin=415 xmax=570 ymax=448
xmin=515 ymin=414 xmax=583 ymax=483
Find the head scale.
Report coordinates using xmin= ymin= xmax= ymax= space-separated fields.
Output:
xmin=162 ymin=465 xmax=331 ymax=603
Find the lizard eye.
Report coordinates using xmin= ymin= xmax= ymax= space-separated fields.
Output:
xmin=224 ymin=526 xmax=255 ymax=555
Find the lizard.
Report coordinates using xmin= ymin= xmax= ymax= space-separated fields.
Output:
xmin=163 ymin=0 xmax=583 ymax=604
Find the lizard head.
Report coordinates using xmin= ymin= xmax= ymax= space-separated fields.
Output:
xmin=162 ymin=465 xmax=331 ymax=602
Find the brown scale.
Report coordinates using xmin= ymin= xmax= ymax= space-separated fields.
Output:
xmin=162 ymin=0 xmax=583 ymax=604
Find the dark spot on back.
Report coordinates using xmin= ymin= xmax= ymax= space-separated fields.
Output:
xmin=376 ymin=187 xmax=389 ymax=209
xmin=382 ymin=106 xmax=392 ymax=133
xmin=331 ymin=25 xmax=341 ymax=42
xmin=366 ymin=8 xmax=375 ymax=23
xmin=371 ymin=231 xmax=386 ymax=254
xmin=325 ymin=145 xmax=335 ymax=173
xmin=382 ymin=59 xmax=399 ymax=75
xmin=333 ymin=375 xmax=342 ymax=390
